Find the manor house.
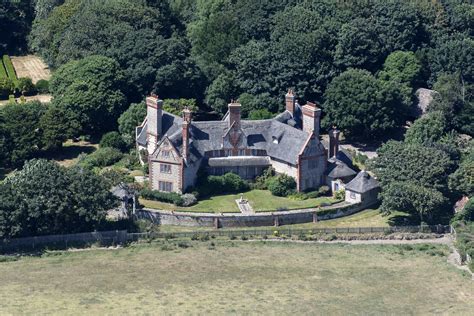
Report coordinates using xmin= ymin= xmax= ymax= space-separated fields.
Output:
xmin=136 ymin=90 xmax=360 ymax=194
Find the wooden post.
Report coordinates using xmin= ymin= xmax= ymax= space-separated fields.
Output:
xmin=274 ymin=216 xmax=280 ymax=227
xmin=214 ymin=217 xmax=219 ymax=229
xmin=313 ymin=212 xmax=318 ymax=223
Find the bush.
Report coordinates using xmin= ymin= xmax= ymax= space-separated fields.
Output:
xmin=318 ymin=185 xmax=330 ymax=196
xmin=140 ymin=188 xmax=184 ymax=206
xmin=334 ymin=189 xmax=345 ymax=200
xmin=253 ymin=167 xmax=275 ymax=190
xmin=17 ymin=77 xmax=36 ymax=96
xmin=35 ymin=79 xmax=49 ymax=93
xmin=100 ymin=131 xmax=127 ymax=152
xmin=198 ymin=172 xmax=250 ymax=196
xmin=266 ymin=174 xmax=296 ymax=197
xmin=181 ymin=193 xmax=197 ymax=206
xmin=79 ymin=147 xmax=124 ymax=169
xmin=0 ymin=77 xmax=14 ymax=98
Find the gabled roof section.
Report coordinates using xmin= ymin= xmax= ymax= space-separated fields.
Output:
xmin=327 ymin=160 xmax=357 ymax=179
xmin=345 ymin=171 xmax=380 ymax=193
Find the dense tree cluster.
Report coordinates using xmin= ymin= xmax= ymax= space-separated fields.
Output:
xmin=0 ymin=159 xmax=116 ymax=238
xmin=13 ymin=0 xmax=469 ymax=140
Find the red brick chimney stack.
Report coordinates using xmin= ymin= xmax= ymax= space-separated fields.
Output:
xmin=228 ymin=100 xmax=241 ymax=128
xmin=285 ymin=89 xmax=295 ymax=114
xmin=328 ymin=126 xmax=340 ymax=158
xmin=302 ymin=101 xmax=321 ymax=138
xmin=146 ymin=93 xmax=163 ymax=155
xmin=182 ymin=107 xmax=192 ymax=162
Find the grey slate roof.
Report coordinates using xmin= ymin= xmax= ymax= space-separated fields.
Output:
xmin=327 ymin=160 xmax=357 ymax=179
xmin=344 ymin=171 xmax=380 ymax=193
xmin=208 ymin=156 xmax=271 ymax=167
xmin=136 ymin=112 xmax=183 ymax=147
xmin=139 ymin=107 xmax=324 ymax=165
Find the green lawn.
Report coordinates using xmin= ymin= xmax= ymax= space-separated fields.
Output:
xmin=157 ymin=208 xmax=398 ymax=233
xmin=140 ymin=189 xmax=338 ymax=213
xmin=0 ymin=241 xmax=472 ymax=314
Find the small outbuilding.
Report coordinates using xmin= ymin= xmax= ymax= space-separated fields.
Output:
xmin=344 ymin=171 xmax=380 ymax=207
xmin=326 ymin=159 xmax=357 ymax=192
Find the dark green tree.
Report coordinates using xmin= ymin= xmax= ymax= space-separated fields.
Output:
xmin=50 ymin=55 xmax=127 ymax=135
xmin=404 ymin=111 xmax=447 ymax=145
xmin=0 ymin=159 xmax=116 ymax=238
xmin=118 ymin=102 xmax=146 ymax=147
xmin=322 ymin=69 xmax=404 ymax=140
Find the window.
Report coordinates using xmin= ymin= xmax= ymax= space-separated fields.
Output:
xmin=160 ymin=164 xmax=171 ymax=174
xmin=350 ymin=191 xmax=356 ymax=199
xmin=334 ymin=183 xmax=339 ymax=191
xmin=239 ymin=149 xmax=245 ymax=156
xmin=162 ymin=150 xmax=170 ymax=158
xmin=159 ymin=181 xmax=173 ymax=192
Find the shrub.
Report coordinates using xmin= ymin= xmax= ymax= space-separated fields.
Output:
xmin=0 ymin=77 xmax=14 ymax=98
xmin=288 ymin=192 xmax=307 ymax=200
xmin=334 ymin=189 xmax=345 ymax=200
xmin=79 ymin=147 xmax=123 ymax=168
xmin=254 ymin=167 xmax=275 ymax=190
xmin=100 ymin=131 xmax=127 ymax=152
xmin=17 ymin=77 xmax=36 ymax=96
xmin=266 ymin=174 xmax=296 ymax=197
xmin=198 ymin=172 xmax=250 ymax=196
xmin=140 ymin=188 xmax=184 ymax=206
xmin=181 ymin=193 xmax=197 ymax=206
xmin=35 ymin=79 xmax=49 ymax=93
xmin=318 ymin=185 xmax=330 ymax=196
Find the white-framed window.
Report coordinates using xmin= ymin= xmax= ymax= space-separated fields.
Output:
xmin=159 ymin=181 xmax=173 ymax=192
xmin=162 ymin=150 xmax=170 ymax=158
xmin=350 ymin=191 xmax=356 ymax=199
xmin=239 ymin=149 xmax=245 ymax=156
xmin=160 ymin=164 xmax=172 ymax=174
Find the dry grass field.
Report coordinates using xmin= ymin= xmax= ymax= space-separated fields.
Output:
xmin=10 ymin=55 xmax=51 ymax=83
xmin=0 ymin=241 xmax=472 ymax=314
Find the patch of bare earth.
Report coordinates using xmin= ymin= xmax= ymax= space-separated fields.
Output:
xmin=10 ymin=55 xmax=51 ymax=83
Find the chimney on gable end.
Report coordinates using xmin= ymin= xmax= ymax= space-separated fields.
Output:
xmin=328 ymin=126 xmax=340 ymax=158
xmin=228 ymin=100 xmax=241 ymax=128
xmin=285 ymin=89 xmax=295 ymax=115
xmin=182 ymin=107 xmax=192 ymax=162
xmin=302 ymin=101 xmax=321 ymax=138
xmin=146 ymin=93 xmax=163 ymax=155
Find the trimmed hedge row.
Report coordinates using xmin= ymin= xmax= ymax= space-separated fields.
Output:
xmin=141 ymin=188 xmax=184 ymax=206
xmin=0 ymin=61 xmax=7 ymax=79
xmin=2 ymin=55 xmax=17 ymax=83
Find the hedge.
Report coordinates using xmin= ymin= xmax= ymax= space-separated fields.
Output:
xmin=140 ymin=188 xmax=184 ymax=206
xmin=2 ymin=55 xmax=17 ymax=84
xmin=0 ymin=61 xmax=7 ymax=79
xmin=197 ymin=172 xmax=250 ymax=196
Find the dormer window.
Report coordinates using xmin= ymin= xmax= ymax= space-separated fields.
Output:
xmin=272 ymin=136 xmax=279 ymax=144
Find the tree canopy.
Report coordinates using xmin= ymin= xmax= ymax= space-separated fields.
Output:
xmin=0 ymin=159 xmax=116 ymax=238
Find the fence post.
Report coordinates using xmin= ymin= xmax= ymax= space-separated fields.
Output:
xmin=313 ymin=212 xmax=318 ymax=223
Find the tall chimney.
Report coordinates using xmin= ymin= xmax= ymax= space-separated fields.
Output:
xmin=182 ymin=107 xmax=192 ymax=162
xmin=285 ymin=89 xmax=295 ymax=114
xmin=146 ymin=94 xmax=163 ymax=155
xmin=302 ymin=101 xmax=321 ymax=138
xmin=228 ymin=101 xmax=241 ymax=128
xmin=328 ymin=126 xmax=340 ymax=158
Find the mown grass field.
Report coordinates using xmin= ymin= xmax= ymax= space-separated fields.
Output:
xmin=0 ymin=241 xmax=472 ymax=314
xmin=140 ymin=189 xmax=338 ymax=213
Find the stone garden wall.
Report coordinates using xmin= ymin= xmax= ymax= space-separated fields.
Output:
xmin=136 ymin=202 xmax=375 ymax=228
